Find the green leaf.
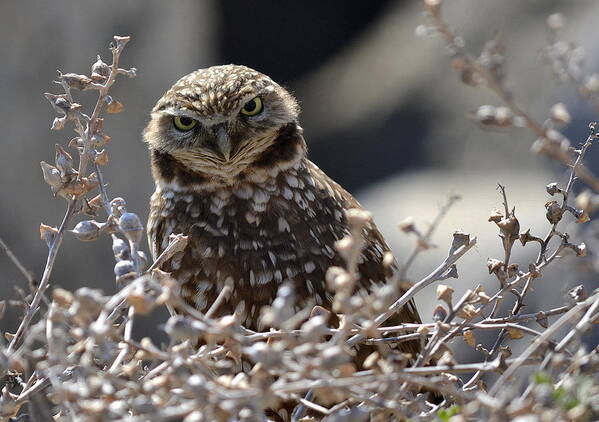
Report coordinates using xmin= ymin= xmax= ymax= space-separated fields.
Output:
xmin=533 ymin=371 xmax=552 ymax=385
xmin=436 ymin=405 xmax=461 ymax=421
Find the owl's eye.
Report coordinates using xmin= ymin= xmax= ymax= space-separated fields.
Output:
xmin=173 ymin=116 xmax=198 ymax=131
xmin=240 ymin=97 xmax=263 ymax=116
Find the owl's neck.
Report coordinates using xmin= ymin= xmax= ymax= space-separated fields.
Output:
xmin=150 ymin=122 xmax=307 ymax=192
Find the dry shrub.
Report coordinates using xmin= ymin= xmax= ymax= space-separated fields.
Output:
xmin=0 ymin=2 xmax=598 ymax=420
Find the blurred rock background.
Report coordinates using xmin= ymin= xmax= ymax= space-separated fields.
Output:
xmin=1 ymin=0 xmax=597 ymax=359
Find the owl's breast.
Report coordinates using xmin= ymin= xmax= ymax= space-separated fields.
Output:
xmin=147 ymin=164 xmax=351 ymax=326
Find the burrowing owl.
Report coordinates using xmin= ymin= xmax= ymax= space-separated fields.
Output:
xmin=145 ymin=65 xmax=421 ymax=351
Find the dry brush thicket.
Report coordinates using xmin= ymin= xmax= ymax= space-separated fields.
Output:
xmin=1 ymin=1 xmax=599 ymax=421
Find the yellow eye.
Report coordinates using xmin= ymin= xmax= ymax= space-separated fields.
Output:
xmin=173 ymin=116 xmax=198 ymax=131
xmin=240 ymin=97 xmax=263 ymax=116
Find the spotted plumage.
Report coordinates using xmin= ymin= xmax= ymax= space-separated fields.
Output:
xmin=145 ymin=65 xmax=421 ymax=351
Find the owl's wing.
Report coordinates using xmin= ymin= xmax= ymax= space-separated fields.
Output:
xmin=306 ymin=160 xmax=422 ymax=355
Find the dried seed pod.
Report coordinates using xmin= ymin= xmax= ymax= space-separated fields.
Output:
xmin=68 ymin=137 xmax=83 ymax=150
xmin=71 ymin=287 xmax=105 ymax=322
xmin=54 ymin=144 xmax=75 ymax=177
xmin=114 ymin=260 xmax=135 ymax=278
xmin=94 ymin=149 xmax=109 ymax=166
xmin=51 ymin=116 xmax=66 ymax=131
xmin=136 ymin=250 xmax=149 ymax=270
xmin=519 ymin=229 xmax=543 ymax=246
xmin=488 ymin=209 xmax=503 ymax=223
xmin=417 ymin=325 xmax=429 ymax=339
xmin=91 ymin=133 xmax=111 ymax=148
xmin=112 ymin=237 xmax=130 ymax=260
xmin=118 ymin=212 xmax=144 ymax=244
xmin=345 ymin=208 xmax=371 ymax=228
xmin=320 ymin=345 xmax=350 ymax=370
xmin=495 ymin=212 xmax=520 ymax=245
xmin=477 ymin=291 xmax=491 ymax=303
xmin=475 ymin=105 xmax=495 ymax=123
xmin=363 ymin=352 xmax=380 ymax=370
xmin=432 ymin=305 xmax=447 ymax=322
xmin=268 ymin=285 xmax=295 ymax=322
xmin=44 ymin=93 xmax=72 ymax=114
xmin=450 ymin=231 xmax=471 ymax=252
xmin=398 ymin=217 xmax=416 ymax=233
xmin=415 ymin=25 xmax=431 ymax=38
xmin=164 ymin=316 xmax=202 ymax=343
xmin=325 ymin=407 xmax=369 ymax=422
xmin=110 ymin=197 xmax=127 ymax=215
xmin=451 ymin=56 xmax=478 ymax=86
xmin=127 ymin=287 xmax=155 ymax=315
xmin=438 ymin=349 xmax=456 ymax=366
xmin=586 ymin=74 xmax=599 ymax=93
xmin=310 ymin=305 xmax=330 ymax=319
xmin=52 ymin=288 xmax=74 ymax=308
xmin=457 ymin=304 xmax=479 ymax=320
xmin=39 ymin=224 xmax=58 ymax=247
xmin=71 ymin=220 xmax=104 ymax=241
xmin=550 ymin=103 xmax=571 ymax=125
xmin=436 ymin=284 xmax=454 ymax=305
xmin=547 ymin=13 xmax=565 ymax=31
xmin=326 ymin=266 xmax=350 ymax=292
xmin=494 ymin=106 xmax=512 ymax=126
xmin=507 ymin=263 xmax=519 ymax=278
xmin=60 ymin=72 xmax=93 ymax=90
xmin=245 ymin=342 xmax=282 ymax=368
xmin=334 ymin=235 xmax=355 ymax=262
xmin=546 ymin=182 xmax=563 ymax=196
xmin=57 ymin=178 xmax=97 ymax=198
xmin=441 ymin=264 xmax=459 ymax=279
xmin=473 ymin=105 xmax=513 ymax=129
xmin=372 ymin=284 xmax=396 ymax=311
xmin=528 ymin=263 xmax=541 ymax=279
xmin=0 ymin=386 xmax=17 ymax=417
xmin=545 ymin=200 xmax=564 ymax=224
xmin=382 ymin=251 xmax=394 ymax=268
xmin=575 ymin=189 xmax=598 ymax=214
xmin=424 ymin=0 xmax=443 ymax=10
xmin=567 ymin=285 xmax=587 ymax=304
xmin=487 ymin=258 xmax=504 ymax=274
xmin=463 ymin=330 xmax=476 ymax=347
xmin=81 ymin=195 xmax=103 ymax=217
xmin=106 ymin=98 xmax=124 ymax=114
xmin=572 ymin=208 xmax=590 ymax=224
xmin=536 ymin=311 xmax=548 ymax=329
xmin=40 ymin=161 xmax=62 ymax=189
xmin=507 ymin=327 xmax=524 ymax=339
xmin=499 ymin=346 xmax=512 ymax=360
xmin=300 ymin=315 xmax=328 ymax=341
xmin=113 ymin=35 xmax=131 ymax=48
xmin=93 ymin=117 xmax=105 ymax=132
xmin=575 ymin=242 xmax=587 ymax=256
xmin=91 ymin=55 xmax=110 ymax=81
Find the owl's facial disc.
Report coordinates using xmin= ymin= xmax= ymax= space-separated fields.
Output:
xmin=163 ymin=90 xmax=286 ymax=163
xmin=145 ymin=65 xmax=306 ymax=185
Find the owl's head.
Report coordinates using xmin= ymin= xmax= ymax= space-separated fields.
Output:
xmin=144 ymin=65 xmax=306 ymax=188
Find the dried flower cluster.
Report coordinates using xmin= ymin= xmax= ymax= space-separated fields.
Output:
xmin=0 ymin=5 xmax=598 ymax=421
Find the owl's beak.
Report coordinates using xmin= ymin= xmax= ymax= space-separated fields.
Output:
xmin=215 ymin=125 xmax=232 ymax=161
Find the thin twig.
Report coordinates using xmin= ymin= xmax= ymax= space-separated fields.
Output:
xmin=399 ymin=193 xmax=461 ymax=280
xmin=348 ymin=232 xmax=477 ymax=347
xmin=0 ymin=235 xmax=36 ymax=286
xmin=6 ymin=199 xmax=77 ymax=354
xmin=425 ymin=1 xmax=599 ymax=192
xmin=490 ymin=291 xmax=599 ymax=395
